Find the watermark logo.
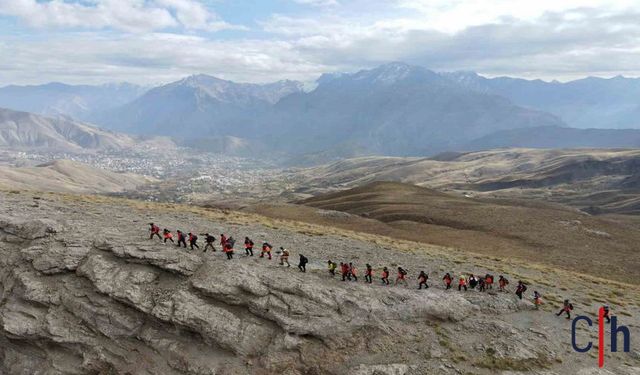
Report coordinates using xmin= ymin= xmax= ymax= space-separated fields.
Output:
xmin=571 ymin=307 xmax=631 ymax=367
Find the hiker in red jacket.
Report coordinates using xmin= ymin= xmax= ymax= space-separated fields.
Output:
xmin=341 ymin=262 xmax=350 ymax=281
xmin=149 ymin=223 xmax=161 ymax=240
xmin=244 ymin=237 xmax=254 ymax=256
xmin=223 ymin=242 xmax=234 ymax=260
xmin=556 ymin=299 xmax=574 ymax=319
xmin=395 ymin=267 xmax=408 ymax=287
xmin=443 ymin=273 xmax=452 ymax=290
xmin=188 ymin=232 xmax=199 ymax=250
xmin=176 ymin=230 xmax=187 ymax=248
xmin=381 ymin=267 xmax=390 ymax=285
xmin=220 ymin=234 xmax=227 ymax=248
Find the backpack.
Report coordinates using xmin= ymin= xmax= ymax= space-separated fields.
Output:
xmin=192 ymin=235 xmax=198 ymax=241
xmin=400 ymin=268 xmax=407 ymax=275
xmin=569 ymin=303 xmax=574 ymax=310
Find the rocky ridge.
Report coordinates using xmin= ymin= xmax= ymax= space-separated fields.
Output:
xmin=0 ymin=192 xmax=638 ymax=374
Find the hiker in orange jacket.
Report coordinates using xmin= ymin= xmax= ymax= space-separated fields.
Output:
xmin=163 ymin=229 xmax=174 ymax=244
xmin=260 ymin=242 xmax=272 ymax=259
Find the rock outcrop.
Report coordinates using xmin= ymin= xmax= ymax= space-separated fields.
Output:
xmin=1 ymin=207 xmax=636 ymax=374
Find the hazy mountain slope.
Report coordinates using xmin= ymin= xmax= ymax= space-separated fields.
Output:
xmin=97 ymin=75 xmax=303 ymax=136
xmin=0 ymin=108 xmax=135 ymax=151
xmin=465 ymin=125 xmax=640 ymax=150
xmin=269 ymin=63 xmax=565 ymax=155
xmin=0 ymin=82 xmax=147 ymax=121
xmin=0 ymin=160 xmax=154 ymax=193
xmin=444 ymin=72 xmax=640 ymax=129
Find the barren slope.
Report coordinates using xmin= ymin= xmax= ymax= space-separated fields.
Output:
xmin=293 ymin=148 xmax=640 ymax=214
xmin=0 ymin=160 xmax=155 ymax=193
xmin=259 ymin=181 xmax=640 ymax=283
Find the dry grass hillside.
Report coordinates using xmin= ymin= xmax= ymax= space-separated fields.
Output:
xmin=244 ymin=181 xmax=640 ymax=284
xmin=292 ymin=148 xmax=640 ymax=215
xmin=0 ymin=159 xmax=155 ymax=193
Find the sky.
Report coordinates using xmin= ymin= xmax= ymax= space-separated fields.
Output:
xmin=1 ymin=0 xmax=640 ymax=86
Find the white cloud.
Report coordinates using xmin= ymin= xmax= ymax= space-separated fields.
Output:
xmin=2 ymin=1 xmax=640 ymax=84
xmin=292 ymin=0 xmax=339 ymax=7
xmin=396 ymin=0 xmax=640 ymax=33
xmin=0 ymin=0 xmax=239 ymax=33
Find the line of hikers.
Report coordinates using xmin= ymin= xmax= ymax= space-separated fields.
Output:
xmin=149 ymin=223 xmax=609 ymax=322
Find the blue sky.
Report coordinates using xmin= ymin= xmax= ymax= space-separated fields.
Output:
xmin=1 ymin=0 xmax=640 ymax=86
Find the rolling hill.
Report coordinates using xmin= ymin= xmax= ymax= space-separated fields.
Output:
xmin=290 ymin=148 xmax=640 ymax=214
xmin=0 ymin=159 xmax=155 ymax=193
xmin=289 ymin=181 xmax=640 ymax=282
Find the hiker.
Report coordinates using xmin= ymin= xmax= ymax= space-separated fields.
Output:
xmin=364 ymin=264 xmax=373 ymax=284
xmin=498 ymin=275 xmax=509 ymax=292
xmin=443 ymin=273 xmax=452 ymax=290
xmin=381 ymin=267 xmax=390 ymax=285
xmin=468 ymin=274 xmax=478 ymax=289
xmin=458 ymin=274 xmax=467 ymax=291
xmin=203 ymin=233 xmax=216 ymax=252
xmin=163 ymin=229 xmax=174 ymax=244
xmin=478 ymin=277 xmax=486 ymax=292
xmin=556 ymin=299 xmax=573 ymax=319
xmin=260 ymin=242 xmax=272 ymax=259
xmin=244 ymin=237 xmax=254 ymax=256
xmin=298 ymin=254 xmax=308 ymax=272
xmin=227 ymin=236 xmax=236 ymax=249
xmin=279 ymin=247 xmax=290 ymax=267
xmin=176 ymin=230 xmax=187 ymax=248
xmin=223 ymin=242 xmax=234 ymax=260
xmin=395 ymin=267 xmax=408 ymax=286
xmin=341 ymin=262 xmax=350 ymax=281
xmin=328 ymin=260 xmax=337 ymax=276
xmin=349 ymin=263 xmax=358 ymax=281
xmin=188 ymin=232 xmax=199 ymax=250
xmin=533 ymin=291 xmax=542 ymax=309
xmin=418 ymin=271 xmax=429 ymax=289
xmin=515 ymin=281 xmax=527 ymax=300
xmin=602 ymin=305 xmax=611 ymax=323
xmin=220 ymin=234 xmax=227 ymax=248
xmin=485 ymin=274 xmax=494 ymax=290
xmin=149 ymin=223 xmax=161 ymax=240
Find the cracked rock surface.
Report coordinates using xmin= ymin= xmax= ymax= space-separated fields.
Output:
xmin=0 ymin=191 xmax=638 ymax=374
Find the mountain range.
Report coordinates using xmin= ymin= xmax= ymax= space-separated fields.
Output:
xmin=2 ymin=63 xmax=640 ymax=158
xmin=443 ymin=72 xmax=640 ymax=129
xmin=0 ymin=82 xmax=147 ymax=121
